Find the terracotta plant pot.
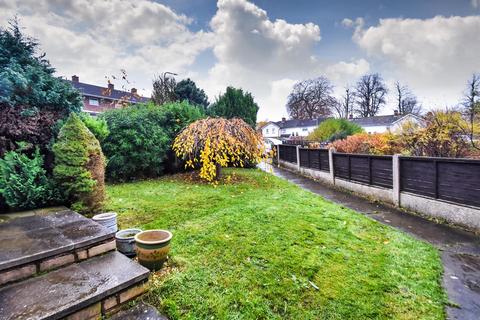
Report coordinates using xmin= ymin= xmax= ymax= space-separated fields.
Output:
xmin=134 ymin=230 xmax=172 ymax=270
xmin=115 ymin=228 xmax=142 ymax=257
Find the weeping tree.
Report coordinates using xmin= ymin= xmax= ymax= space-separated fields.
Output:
xmin=172 ymin=118 xmax=266 ymax=182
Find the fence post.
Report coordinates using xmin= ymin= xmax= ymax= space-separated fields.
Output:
xmin=296 ymin=145 xmax=301 ymax=171
xmin=276 ymin=145 xmax=280 ymax=165
xmin=392 ymin=154 xmax=401 ymax=206
xmin=328 ymin=148 xmax=335 ymax=185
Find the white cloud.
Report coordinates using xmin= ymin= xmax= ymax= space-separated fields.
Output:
xmin=352 ymin=15 xmax=480 ymax=109
xmin=1 ymin=0 xmax=371 ymax=120
xmin=0 ymin=0 xmax=213 ymax=95
xmin=200 ymin=0 xmax=369 ymax=120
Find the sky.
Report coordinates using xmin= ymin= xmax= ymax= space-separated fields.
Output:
xmin=1 ymin=0 xmax=479 ymax=121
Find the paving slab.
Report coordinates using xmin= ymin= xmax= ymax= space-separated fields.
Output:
xmin=111 ymin=302 xmax=168 ymax=320
xmin=261 ymin=163 xmax=480 ymax=320
xmin=0 ymin=251 xmax=150 ymax=320
xmin=0 ymin=209 xmax=114 ymax=271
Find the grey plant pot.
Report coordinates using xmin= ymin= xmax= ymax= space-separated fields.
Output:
xmin=92 ymin=212 xmax=118 ymax=233
xmin=115 ymin=228 xmax=142 ymax=257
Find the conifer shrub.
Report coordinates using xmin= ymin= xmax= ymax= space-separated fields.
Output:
xmin=53 ymin=113 xmax=105 ymax=214
xmin=0 ymin=143 xmax=60 ymax=210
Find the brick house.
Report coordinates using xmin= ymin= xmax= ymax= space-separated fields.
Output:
xmin=67 ymin=75 xmax=149 ymax=115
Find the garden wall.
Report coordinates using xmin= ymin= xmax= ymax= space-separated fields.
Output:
xmin=277 ymin=145 xmax=480 ymax=232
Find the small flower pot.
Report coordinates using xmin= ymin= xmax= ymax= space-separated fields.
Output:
xmin=92 ymin=212 xmax=118 ymax=233
xmin=115 ymin=228 xmax=142 ymax=257
xmin=134 ymin=230 xmax=173 ymax=271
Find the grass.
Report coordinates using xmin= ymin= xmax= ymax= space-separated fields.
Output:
xmin=106 ymin=168 xmax=446 ymax=320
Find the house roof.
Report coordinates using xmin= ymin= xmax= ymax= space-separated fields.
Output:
xmin=350 ymin=114 xmax=418 ymax=127
xmin=273 ymin=117 xmax=328 ymax=129
xmin=67 ymin=80 xmax=150 ymax=104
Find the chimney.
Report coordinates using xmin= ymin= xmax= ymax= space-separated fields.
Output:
xmin=349 ymin=114 xmax=353 ymax=119
xmin=71 ymin=75 xmax=79 ymax=83
xmin=130 ymin=88 xmax=137 ymax=94
xmin=108 ymin=82 xmax=114 ymax=90
xmin=281 ymin=117 xmax=286 ymax=122
xmin=394 ymin=110 xmax=399 ymax=116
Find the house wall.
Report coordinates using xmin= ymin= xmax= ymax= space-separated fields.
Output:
xmin=262 ymin=123 xmax=280 ymax=138
xmin=82 ymin=96 xmax=118 ymax=114
xmin=280 ymin=125 xmax=317 ymax=137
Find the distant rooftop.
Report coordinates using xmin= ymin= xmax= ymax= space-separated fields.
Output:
xmin=273 ymin=117 xmax=329 ymax=129
xmin=67 ymin=75 xmax=149 ymax=104
xmin=350 ymin=114 xmax=416 ymax=127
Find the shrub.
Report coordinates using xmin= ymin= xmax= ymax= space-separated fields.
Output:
xmin=398 ymin=111 xmax=470 ymax=157
xmin=208 ymin=87 xmax=259 ymax=127
xmin=53 ymin=114 xmax=105 ymax=214
xmin=101 ymin=101 xmax=203 ymax=181
xmin=78 ymin=112 xmax=109 ymax=142
xmin=0 ymin=143 xmax=60 ymax=210
xmin=308 ymin=118 xmax=363 ymax=142
xmin=329 ymin=132 xmax=401 ymax=155
xmin=173 ymin=117 xmax=266 ymax=182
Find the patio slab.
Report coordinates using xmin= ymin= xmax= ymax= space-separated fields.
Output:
xmin=0 ymin=209 xmax=114 ymax=271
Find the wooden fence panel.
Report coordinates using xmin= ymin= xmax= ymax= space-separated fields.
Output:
xmin=319 ymin=149 xmax=329 ymax=172
xmin=401 ymin=157 xmax=480 ymax=207
xmin=299 ymin=148 xmax=309 ymax=167
xmin=309 ymin=149 xmax=320 ymax=170
xmin=278 ymin=145 xmax=297 ymax=164
xmin=333 ymin=154 xmax=349 ymax=179
xmin=371 ymin=157 xmax=393 ymax=188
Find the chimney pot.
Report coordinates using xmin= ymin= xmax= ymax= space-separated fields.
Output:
xmin=394 ymin=110 xmax=399 ymax=116
xmin=108 ymin=83 xmax=114 ymax=90
xmin=282 ymin=117 xmax=286 ymax=122
xmin=71 ymin=75 xmax=79 ymax=83
xmin=131 ymin=88 xmax=137 ymax=94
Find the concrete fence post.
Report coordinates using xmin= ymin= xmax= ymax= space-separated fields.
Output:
xmin=328 ymin=148 xmax=335 ymax=185
xmin=276 ymin=145 xmax=280 ymax=166
xmin=296 ymin=145 xmax=301 ymax=171
xmin=392 ymin=154 xmax=401 ymax=206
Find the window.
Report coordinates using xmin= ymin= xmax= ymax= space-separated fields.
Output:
xmin=272 ymin=128 xmax=275 ymax=133
xmin=266 ymin=128 xmax=269 ymax=134
xmin=302 ymin=128 xmax=308 ymax=131
xmin=89 ymin=98 xmax=99 ymax=106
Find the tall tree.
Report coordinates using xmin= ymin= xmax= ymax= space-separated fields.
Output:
xmin=395 ymin=81 xmax=422 ymax=115
xmin=0 ymin=18 xmax=82 ymax=159
xmin=286 ymin=77 xmax=336 ymax=120
xmin=353 ymin=73 xmax=387 ymax=117
xmin=461 ymin=73 xmax=480 ymax=150
xmin=333 ymin=87 xmax=353 ymax=119
xmin=208 ymin=86 xmax=259 ymax=128
xmin=151 ymin=72 xmax=177 ymax=105
xmin=174 ymin=78 xmax=209 ymax=111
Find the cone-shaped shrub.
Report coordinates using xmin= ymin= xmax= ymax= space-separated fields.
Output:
xmin=53 ymin=113 xmax=105 ymax=214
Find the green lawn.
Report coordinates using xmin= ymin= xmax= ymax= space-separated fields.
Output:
xmin=106 ymin=168 xmax=446 ymax=320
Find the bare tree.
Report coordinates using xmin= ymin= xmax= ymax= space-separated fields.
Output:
xmin=353 ymin=73 xmax=387 ymax=117
xmin=333 ymin=87 xmax=353 ymax=119
xmin=286 ymin=77 xmax=336 ymax=120
xmin=395 ymin=81 xmax=422 ymax=115
xmin=151 ymin=71 xmax=178 ymax=105
xmin=461 ymin=73 xmax=480 ymax=150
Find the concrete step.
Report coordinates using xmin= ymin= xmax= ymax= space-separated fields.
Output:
xmin=110 ymin=302 xmax=168 ymax=320
xmin=0 ymin=251 xmax=150 ymax=320
xmin=0 ymin=209 xmax=115 ymax=285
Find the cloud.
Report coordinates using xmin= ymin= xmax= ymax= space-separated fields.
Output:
xmin=0 ymin=0 xmax=213 ymax=95
xmin=1 ymin=0 xmax=371 ymax=120
xmin=200 ymin=0 xmax=369 ymax=119
xmin=472 ymin=0 xmax=479 ymax=9
xmin=352 ymin=15 xmax=480 ymax=108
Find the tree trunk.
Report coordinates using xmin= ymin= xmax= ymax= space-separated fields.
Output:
xmin=215 ymin=163 xmax=222 ymax=180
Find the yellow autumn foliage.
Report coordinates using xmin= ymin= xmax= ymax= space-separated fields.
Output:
xmin=173 ymin=117 xmax=267 ymax=182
